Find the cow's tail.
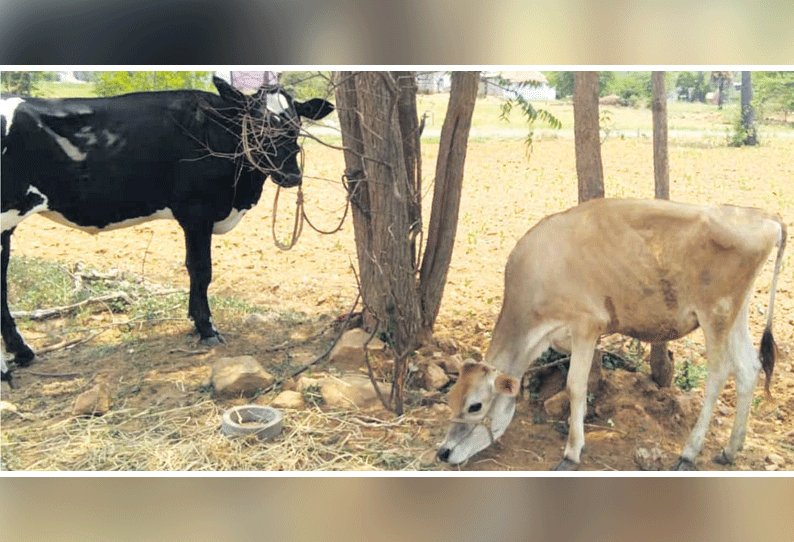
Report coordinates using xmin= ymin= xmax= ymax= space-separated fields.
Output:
xmin=760 ymin=218 xmax=787 ymax=399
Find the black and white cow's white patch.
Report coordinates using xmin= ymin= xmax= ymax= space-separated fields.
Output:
xmin=1 ymin=77 xmax=334 ymax=382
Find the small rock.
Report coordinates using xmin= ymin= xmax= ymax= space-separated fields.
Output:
xmin=418 ymin=361 xmax=450 ymax=391
xmin=438 ymin=354 xmax=464 ymax=376
xmin=634 ymin=445 xmax=665 ymax=471
xmin=296 ymin=376 xmax=322 ymax=392
xmin=211 ymin=356 xmax=274 ymax=397
xmin=544 ymin=390 xmax=570 ymax=420
xmin=271 ymin=390 xmax=305 ymax=409
xmin=328 ymin=328 xmax=387 ymax=371
xmin=320 ymin=375 xmax=388 ymax=409
xmin=765 ymin=453 xmax=785 ymax=467
xmin=436 ymin=337 xmax=458 ymax=354
xmin=72 ymin=383 xmax=111 ymax=417
xmin=0 ymin=400 xmax=18 ymax=414
xmin=764 ymin=464 xmax=779 ymax=472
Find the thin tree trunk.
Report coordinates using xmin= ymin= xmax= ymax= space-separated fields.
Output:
xmin=741 ymin=71 xmax=758 ymax=146
xmin=574 ymin=72 xmax=604 ymax=203
xmin=419 ymin=71 xmax=479 ymax=334
xmin=650 ymin=71 xmax=673 ymax=387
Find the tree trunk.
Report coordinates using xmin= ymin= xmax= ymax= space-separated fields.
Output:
xmin=334 ymin=71 xmax=478 ymax=414
xmin=334 ymin=71 xmax=422 ymax=358
xmin=650 ymin=71 xmax=674 ymax=387
xmin=574 ymin=72 xmax=605 ymax=203
xmin=651 ymin=72 xmax=670 ymax=201
xmin=419 ymin=72 xmax=479 ymax=334
xmin=741 ymin=71 xmax=758 ymax=146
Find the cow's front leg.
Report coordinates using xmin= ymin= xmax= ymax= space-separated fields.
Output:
xmin=182 ymin=224 xmax=224 ymax=346
xmin=553 ymin=328 xmax=599 ymax=470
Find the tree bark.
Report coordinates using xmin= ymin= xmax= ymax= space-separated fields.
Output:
xmin=650 ymin=71 xmax=673 ymax=387
xmin=651 ymin=72 xmax=670 ymax=201
xmin=574 ymin=72 xmax=605 ymax=203
xmin=334 ymin=71 xmax=422 ymax=360
xmin=419 ymin=72 xmax=479 ymax=333
xmin=741 ymin=71 xmax=758 ymax=146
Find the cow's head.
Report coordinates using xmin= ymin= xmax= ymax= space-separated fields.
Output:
xmin=213 ymin=76 xmax=334 ymax=188
xmin=437 ymin=361 xmax=520 ymax=465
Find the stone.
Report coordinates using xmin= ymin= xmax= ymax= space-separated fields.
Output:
xmin=417 ymin=361 xmax=449 ymax=391
xmin=327 ymin=328 xmax=387 ymax=371
xmin=765 ymin=453 xmax=785 ymax=467
xmin=436 ymin=337 xmax=458 ymax=354
xmin=320 ymin=375 xmax=388 ymax=409
xmin=296 ymin=375 xmax=323 ymax=392
xmin=634 ymin=444 xmax=665 ymax=471
xmin=544 ymin=390 xmax=570 ymax=420
xmin=271 ymin=390 xmax=305 ymax=409
xmin=72 ymin=383 xmax=111 ymax=417
xmin=211 ymin=356 xmax=274 ymax=397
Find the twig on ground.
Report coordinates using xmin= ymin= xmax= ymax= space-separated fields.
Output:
xmin=11 ymin=292 xmax=134 ymax=320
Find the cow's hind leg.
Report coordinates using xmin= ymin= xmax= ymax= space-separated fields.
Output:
xmin=673 ymin=317 xmax=731 ymax=470
xmin=182 ymin=224 xmax=224 ymax=346
xmin=2 ymin=229 xmax=35 ymax=374
xmin=552 ymin=326 xmax=600 ymax=471
xmin=713 ymin=303 xmax=759 ymax=465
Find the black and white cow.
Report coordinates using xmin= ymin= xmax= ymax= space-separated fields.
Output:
xmin=1 ymin=76 xmax=333 ymax=381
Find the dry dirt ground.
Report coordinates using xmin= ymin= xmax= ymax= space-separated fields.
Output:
xmin=2 ymin=129 xmax=793 ymax=471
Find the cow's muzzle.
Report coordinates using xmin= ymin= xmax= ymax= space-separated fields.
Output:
xmin=272 ymin=171 xmax=302 ymax=188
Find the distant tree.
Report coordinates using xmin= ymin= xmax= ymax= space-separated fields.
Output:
xmin=93 ymin=72 xmax=213 ymax=96
xmin=735 ymin=71 xmax=758 ymax=146
xmin=279 ymin=71 xmax=333 ymax=102
xmin=675 ymin=71 xmax=710 ymax=102
xmin=546 ymin=71 xmax=615 ymax=99
xmin=611 ymin=72 xmax=653 ymax=105
xmin=710 ymin=71 xmax=732 ymax=109
xmin=1 ymin=71 xmax=53 ymax=95
xmin=754 ymin=71 xmax=794 ymax=124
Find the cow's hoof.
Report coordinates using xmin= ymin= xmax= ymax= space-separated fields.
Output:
xmin=200 ymin=334 xmax=225 ymax=348
xmin=671 ymin=457 xmax=698 ymax=471
xmin=13 ymin=348 xmax=35 ymax=367
xmin=551 ymin=458 xmax=580 ymax=471
xmin=712 ymin=450 xmax=734 ymax=466
xmin=1 ymin=370 xmax=13 ymax=388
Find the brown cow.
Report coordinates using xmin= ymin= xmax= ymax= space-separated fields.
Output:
xmin=437 ymin=198 xmax=787 ymax=470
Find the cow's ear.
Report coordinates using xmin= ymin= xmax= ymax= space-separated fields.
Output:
xmin=295 ymin=98 xmax=334 ymax=120
xmin=494 ymin=374 xmax=520 ymax=397
xmin=213 ymin=76 xmax=245 ymax=104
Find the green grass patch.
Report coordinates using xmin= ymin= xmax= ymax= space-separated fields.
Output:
xmin=6 ymin=257 xmax=75 ymax=311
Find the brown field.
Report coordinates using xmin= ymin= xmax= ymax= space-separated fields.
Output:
xmin=2 ymin=97 xmax=793 ymax=471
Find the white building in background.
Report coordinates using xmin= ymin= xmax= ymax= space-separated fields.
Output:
xmin=482 ymin=71 xmax=557 ymax=101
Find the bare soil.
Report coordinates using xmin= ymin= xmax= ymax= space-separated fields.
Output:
xmin=2 ymin=133 xmax=793 ymax=471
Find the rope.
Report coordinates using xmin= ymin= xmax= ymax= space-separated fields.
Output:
xmin=272 ymin=184 xmax=305 ymax=251
xmin=271 ymin=171 xmax=352 ymax=251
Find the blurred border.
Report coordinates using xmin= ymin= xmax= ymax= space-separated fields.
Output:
xmin=2 ymin=477 xmax=794 ymax=542
xmin=1 ymin=0 xmax=793 ymax=63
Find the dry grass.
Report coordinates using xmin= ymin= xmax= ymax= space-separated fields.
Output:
xmin=2 ymin=400 xmax=434 ymax=471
